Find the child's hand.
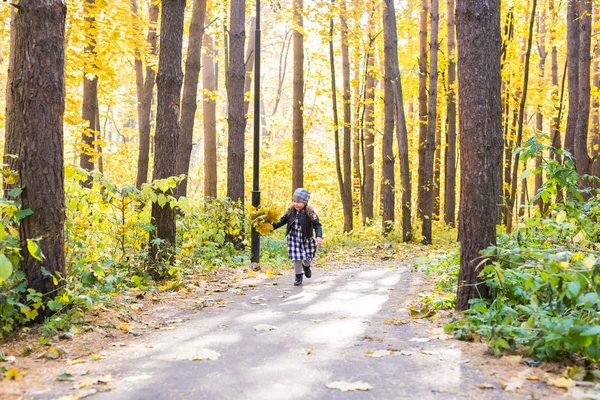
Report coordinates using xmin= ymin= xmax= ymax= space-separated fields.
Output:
xmin=316 ymin=237 xmax=323 ymax=247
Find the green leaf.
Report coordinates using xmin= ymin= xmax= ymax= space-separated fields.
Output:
xmin=8 ymin=187 xmax=23 ymax=197
xmin=0 ymin=254 xmax=14 ymax=282
xmin=14 ymin=208 xmax=34 ymax=221
xmin=27 ymin=240 xmax=44 ymax=261
xmin=157 ymin=194 xmax=167 ymax=207
xmin=580 ymin=292 xmax=599 ymax=304
xmin=92 ymin=265 xmax=105 ymax=277
xmin=567 ymin=282 xmax=581 ymax=298
xmin=581 ymin=326 xmax=600 ymax=337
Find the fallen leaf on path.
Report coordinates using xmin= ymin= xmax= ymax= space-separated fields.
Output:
xmin=408 ymin=337 xmax=431 ymax=343
xmin=298 ymin=348 xmax=314 ymax=355
xmin=502 ymin=369 xmax=530 ymax=392
xmin=57 ymin=389 xmax=98 ymax=400
xmin=549 ymin=377 xmax=576 ymax=389
xmin=384 ymin=318 xmax=407 ymax=325
xmin=251 ymin=295 xmax=266 ymax=301
xmin=66 ymin=359 xmax=86 ymax=365
xmin=4 ymin=367 xmax=27 ymax=380
xmin=253 ymin=324 xmax=277 ymax=332
xmin=326 ymin=381 xmax=373 ymax=392
xmin=566 ymin=366 xmax=587 ymax=381
xmin=501 ymin=355 xmax=522 ymax=363
xmin=192 ymin=349 xmax=221 ymax=361
xmin=57 ymin=372 xmax=75 ymax=382
xmin=409 ymin=305 xmax=436 ymax=319
xmin=366 ymin=350 xmax=392 ymax=358
xmin=478 ymin=383 xmax=495 ymax=390
xmin=397 ymin=350 xmax=415 ymax=356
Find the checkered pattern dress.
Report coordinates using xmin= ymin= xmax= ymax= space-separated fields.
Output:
xmin=287 ymin=212 xmax=317 ymax=262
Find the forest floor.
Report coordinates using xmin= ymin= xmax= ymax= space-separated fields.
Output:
xmin=0 ymin=246 xmax=589 ymax=399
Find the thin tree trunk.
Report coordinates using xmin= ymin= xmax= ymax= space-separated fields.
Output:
xmin=574 ymin=0 xmax=592 ymax=191
xmin=535 ymin=8 xmax=547 ymax=212
xmin=226 ymin=0 xmax=247 ymax=204
xmin=565 ymin=0 xmax=580 ymax=156
xmin=136 ymin=2 xmax=159 ymax=189
xmin=176 ymin=0 xmax=208 ymax=198
xmin=422 ymin=0 xmax=439 ymax=244
xmin=444 ymin=0 xmax=457 ymax=227
xmin=81 ymin=0 xmax=98 ymax=183
xmin=203 ymin=34 xmax=218 ymax=198
xmin=149 ymin=0 xmax=186 ymax=265
xmin=363 ymin=22 xmax=376 ymax=225
xmin=456 ymin=0 xmax=502 ymax=311
xmin=507 ymin=0 xmax=537 ymax=234
xmin=353 ymin=57 xmax=361 ymax=216
xmin=272 ymin=30 xmax=292 ymax=116
xmin=417 ymin=0 xmax=429 ymax=220
xmin=3 ymin=8 xmax=17 ymax=196
xmin=381 ymin=0 xmax=397 ymax=235
xmin=96 ymin=110 xmax=103 ymax=174
xmin=329 ymin=13 xmax=345 ymax=234
xmin=9 ymin=0 xmax=67 ymax=300
xmin=340 ymin=0 xmax=353 ymax=232
xmin=592 ymin=5 xmax=600 ymax=181
xmin=244 ymin=17 xmax=257 ymax=118
xmin=550 ymin=0 xmax=562 ymax=154
xmin=292 ymin=0 xmax=305 ymax=191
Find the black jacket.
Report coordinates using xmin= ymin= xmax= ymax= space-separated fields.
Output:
xmin=273 ymin=209 xmax=323 ymax=239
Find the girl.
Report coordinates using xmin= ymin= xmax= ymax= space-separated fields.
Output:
xmin=272 ymin=188 xmax=323 ymax=286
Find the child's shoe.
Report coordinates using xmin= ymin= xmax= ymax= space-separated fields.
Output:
xmin=294 ymin=273 xmax=303 ymax=286
xmin=302 ymin=261 xmax=312 ymax=279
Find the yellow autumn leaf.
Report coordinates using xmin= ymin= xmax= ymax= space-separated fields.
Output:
xmin=549 ymin=377 xmax=576 ymax=389
xmin=4 ymin=367 xmax=27 ymax=381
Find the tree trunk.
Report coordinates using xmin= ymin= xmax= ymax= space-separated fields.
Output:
xmin=444 ymin=0 xmax=457 ymax=227
xmin=574 ymin=0 xmax=592 ymax=191
xmin=272 ymin=30 xmax=292 ymax=116
xmin=535 ymin=8 xmax=547 ymax=212
xmin=363 ymin=33 xmax=376 ymax=225
xmin=340 ymin=0 xmax=353 ymax=232
xmin=421 ymin=0 xmax=439 ymax=244
xmin=329 ymin=13 xmax=345 ymax=234
xmin=226 ymin=0 xmax=247 ymax=204
xmin=565 ymin=0 xmax=580 ymax=156
xmin=381 ymin=0 xmax=397 ymax=236
xmin=353 ymin=57 xmax=362 ymax=217
xmin=244 ymin=17 xmax=257 ymax=117
xmin=417 ymin=0 xmax=429 ymax=220
xmin=592 ymin=5 xmax=600 ymax=181
xmin=81 ymin=0 xmax=98 ymax=182
xmin=135 ymin=2 xmax=159 ymax=189
xmin=507 ymin=0 xmax=537 ymax=234
xmin=8 ymin=0 xmax=67 ymax=300
xmin=149 ymin=0 xmax=186 ymax=264
xmin=387 ymin=0 xmax=413 ymax=242
xmin=4 ymin=8 xmax=18 ymax=196
xmin=175 ymin=0 xmax=208 ymax=198
xmin=203 ymin=34 xmax=218 ymax=198
xmin=292 ymin=0 xmax=305 ymax=191
xmin=550 ymin=0 xmax=562 ymax=154
xmin=456 ymin=0 xmax=502 ymax=311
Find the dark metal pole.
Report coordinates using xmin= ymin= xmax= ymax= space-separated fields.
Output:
xmin=251 ymin=0 xmax=261 ymax=264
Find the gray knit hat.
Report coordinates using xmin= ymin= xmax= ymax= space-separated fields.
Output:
xmin=293 ymin=188 xmax=311 ymax=204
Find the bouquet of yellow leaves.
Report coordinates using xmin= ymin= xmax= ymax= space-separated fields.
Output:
xmin=248 ymin=205 xmax=281 ymax=234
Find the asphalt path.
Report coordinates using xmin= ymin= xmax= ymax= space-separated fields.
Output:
xmin=28 ymin=262 xmax=539 ymax=400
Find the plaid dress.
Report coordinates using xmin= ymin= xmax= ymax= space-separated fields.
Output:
xmin=287 ymin=211 xmax=317 ymax=262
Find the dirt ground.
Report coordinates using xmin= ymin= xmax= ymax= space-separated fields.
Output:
xmin=0 ymin=254 xmax=597 ymax=399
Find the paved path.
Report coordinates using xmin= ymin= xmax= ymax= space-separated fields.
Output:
xmin=28 ymin=262 xmax=547 ymax=399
